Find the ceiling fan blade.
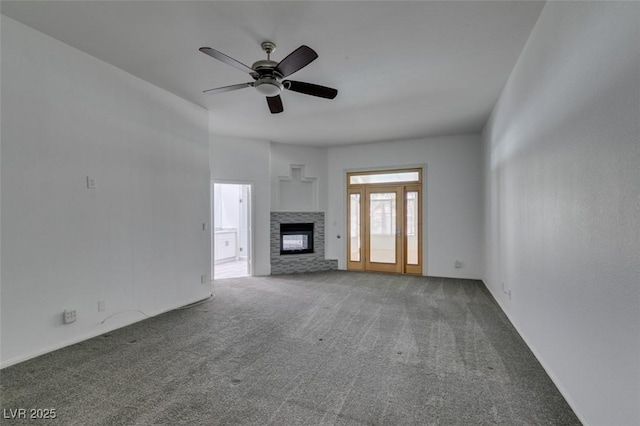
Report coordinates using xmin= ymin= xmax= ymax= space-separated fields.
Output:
xmin=283 ymin=80 xmax=338 ymax=99
xmin=203 ymin=82 xmax=253 ymax=94
xmin=266 ymin=95 xmax=284 ymax=114
xmin=199 ymin=47 xmax=257 ymax=76
xmin=274 ymin=45 xmax=318 ymax=78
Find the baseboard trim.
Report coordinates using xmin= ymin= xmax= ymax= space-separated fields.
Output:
xmin=480 ymin=279 xmax=590 ymax=426
xmin=0 ymin=294 xmax=211 ymax=369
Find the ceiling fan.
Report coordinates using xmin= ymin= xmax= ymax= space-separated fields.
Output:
xmin=199 ymin=41 xmax=338 ymax=114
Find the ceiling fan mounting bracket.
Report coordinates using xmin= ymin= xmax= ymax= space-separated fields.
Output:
xmin=261 ymin=41 xmax=276 ymax=55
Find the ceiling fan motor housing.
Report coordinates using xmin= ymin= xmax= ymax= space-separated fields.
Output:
xmin=252 ymin=59 xmax=283 ymax=96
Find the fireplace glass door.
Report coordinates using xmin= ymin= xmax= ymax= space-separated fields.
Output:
xmin=280 ymin=223 xmax=314 ymax=255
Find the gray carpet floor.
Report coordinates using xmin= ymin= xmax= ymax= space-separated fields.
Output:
xmin=1 ymin=271 xmax=580 ymax=425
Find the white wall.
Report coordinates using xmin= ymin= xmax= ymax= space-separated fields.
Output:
xmin=209 ymin=133 xmax=270 ymax=276
xmin=327 ymin=134 xmax=483 ymax=279
xmin=209 ymin=139 xmax=328 ymax=275
xmin=482 ymin=2 xmax=640 ymax=425
xmin=269 ymin=142 xmax=327 ymax=212
xmin=1 ymin=17 xmax=211 ymax=367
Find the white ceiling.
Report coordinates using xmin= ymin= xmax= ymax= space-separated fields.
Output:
xmin=1 ymin=1 xmax=544 ymax=147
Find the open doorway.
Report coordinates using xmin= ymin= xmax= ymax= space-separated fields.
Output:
xmin=212 ymin=183 xmax=251 ymax=279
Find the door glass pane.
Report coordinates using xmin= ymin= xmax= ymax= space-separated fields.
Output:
xmin=406 ymin=191 xmax=418 ymax=265
xmin=349 ymin=193 xmax=361 ymax=262
xmin=350 ymin=171 xmax=419 ymax=185
xmin=369 ymin=192 xmax=396 ymax=263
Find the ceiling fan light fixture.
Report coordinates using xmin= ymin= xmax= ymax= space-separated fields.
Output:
xmin=255 ymin=78 xmax=283 ymax=97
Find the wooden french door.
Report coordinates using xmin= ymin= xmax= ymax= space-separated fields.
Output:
xmin=365 ymin=186 xmax=402 ymax=272
xmin=347 ymin=169 xmax=422 ymax=275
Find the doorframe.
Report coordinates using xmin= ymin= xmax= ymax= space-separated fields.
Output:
xmin=345 ymin=165 xmax=427 ymax=275
xmin=211 ymin=180 xmax=254 ymax=278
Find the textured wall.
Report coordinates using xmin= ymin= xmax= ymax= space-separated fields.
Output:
xmin=209 ymin=135 xmax=271 ymax=276
xmin=482 ymin=2 xmax=640 ymax=424
xmin=326 ymin=134 xmax=483 ymax=279
xmin=1 ymin=17 xmax=211 ymax=367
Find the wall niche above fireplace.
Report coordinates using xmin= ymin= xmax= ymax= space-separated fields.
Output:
xmin=280 ymin=223 xmax=314 ymax=255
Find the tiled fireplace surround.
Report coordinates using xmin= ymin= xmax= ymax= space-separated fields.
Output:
xmin=270 ymin=212 xmax=338 ymax=274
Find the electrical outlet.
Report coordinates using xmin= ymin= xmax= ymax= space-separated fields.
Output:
xmin=98 ymin=300 xmax=106 ymax=312
xmin=201 ymin=274 xmax=208 ymax=284
xmin=86 ymin=176 xmax=97 ymax=189
xmin=63 ymin=309 xmax=77 ymax=324
xmin=454 ymin=260 xmax=463 ymax=269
